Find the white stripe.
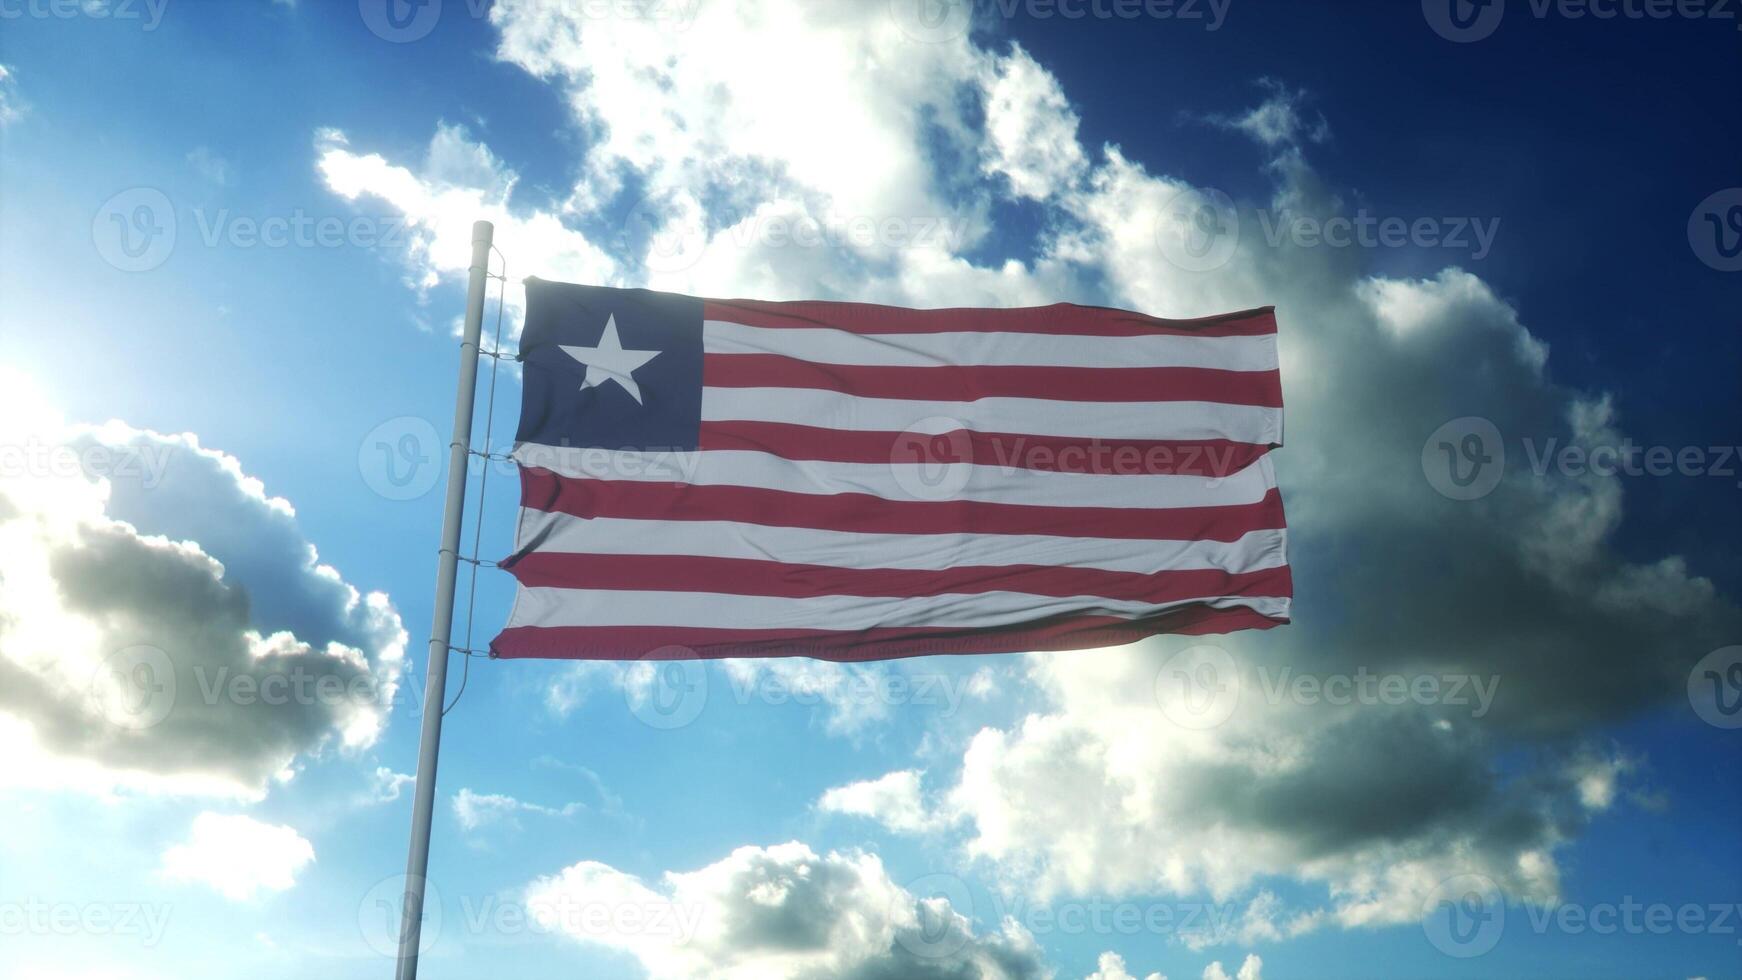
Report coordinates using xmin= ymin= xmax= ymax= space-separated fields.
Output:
xmin=700 ymin=387 xmax=1280 ymax=444
xmin=512 ymin=446 xmax=1277 ymax=509
xmin=515 ymin=511 xmax=1289 ymax=575
xmin=507 ymin=587 xmax=1290 ymax=631
xmin=704 ymin=319 xmax=1278 ymax=372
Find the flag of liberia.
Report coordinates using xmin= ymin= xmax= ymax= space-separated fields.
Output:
xmin=492 ymin=279 xmax=1291 ymax=662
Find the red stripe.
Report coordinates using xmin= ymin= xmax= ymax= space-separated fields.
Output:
xmin=702 ymin=299 xmax=1277 ymax=338
xmin=492 ymin=604 xmax=1285 ymax=662
xmin=518 ymin=468 xmax=1285 ymax=542
xmin=507 ymin=553 xmax=1293 ymax=604
xmin=698 ymin=421 xmax=1273 ymax=476
xmin=702 ymin=355 xmax=1282 ymax=407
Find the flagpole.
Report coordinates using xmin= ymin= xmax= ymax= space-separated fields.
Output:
xmin=394 ymin=219 xmax=494 ymax=980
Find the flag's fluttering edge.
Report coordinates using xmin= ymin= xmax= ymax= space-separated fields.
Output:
xmin=492 ymin=280 xmax=1291 ymax=662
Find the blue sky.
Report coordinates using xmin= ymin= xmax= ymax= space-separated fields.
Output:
xmin=1 ymin=2 xmax=1739 ymax=978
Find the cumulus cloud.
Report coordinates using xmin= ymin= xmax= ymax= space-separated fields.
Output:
xmin=980 ymin=44 xmax=1088 ymax=199
xmin=1085 ymin=951 xmax=1164 ymax=980
xmin=0 ymin=372 xmax=406 ymax=798
xmin=320 ymin=0 xmax=1073 ymax=312
xmin=160 ymin=811 xmax=314 ymax=900
xmin=317 ymin=122 xmax=615 ymax=311
xmin=489 ymin=0 xmax=980 ymax=224
xmin=872 ymin=635 xmax=1678 ymax=932
xmin=315 ymin=0 xmax=1738 ymax=949
xmin=524 ymin=841 xmax=1048 ymax=980
xmin=1201 ymin=954 xmax=1262 ymax=980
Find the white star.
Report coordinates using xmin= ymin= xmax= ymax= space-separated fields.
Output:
xmin=558 ymin=314 xmax=662 ymax=405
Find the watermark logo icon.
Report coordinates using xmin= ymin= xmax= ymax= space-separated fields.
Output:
xmin=621 ymin=194 xmax=710 ymax=275
xmin=1154 ymin=644 xmax=1240 ymax=729
xmin=1424 ymin=0 xmax=1506 ymax=42
xmin=1422 ymin=873 xmax=1505 ymax=957
xmin=890 ymin=418 xmax=974 ymax=501
xmin=1688 ymin=646 xmax=1742 ymax=729
xmin=89 ymin=644 xmax=176 ymax=731
xmin=93 ymin=188 xmax=176 ymax=273
xmin=1688 ymin=189 xmax=1742 ymax=273
xmin=358 ymin=873 xmax=443 ymax=958
xmin=360 ymin=0 xmax=442 ymax=42
xmin=888 ymin=0 xmax=974 ymax=43
xmin=626 ymin=646 xmax=708 ymax=730
xmin=1156 ymin=188 xmax=1239 ymax=272
xmin=1422 ymin=417 xmax=1505 ymax=501
xmin=896 ymin=872 xmax=975 ymax=960
xmin=359 ymin=416 xmax=442 ymax=501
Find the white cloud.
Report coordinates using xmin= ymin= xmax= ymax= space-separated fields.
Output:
xmin=1182 ymin=891 xmax=1322 ymax=951
xmin=719 ymin=658 xmax=900 ymax=736
xmin=1086 ymin=951 xmax=1165 ymax=980
xmin=1202 ymin=954 xmax=1262 ymax=980
xmin=0 ymin=64 xmax=22 ymax=125
xmin=160 ymin=811 xmax=314 ymax=900
xmin=525 ymin=841 xmax=1048 ymax=980
xmin=186 ymin=146 xmax=233 ymax=185
xmin=368 ymin=767 xmax=415 ymax=804
xmin=928 ymin=642 xmax=1626 ymax=930
xmin=0 ymin=370 xmax=406 ymax=798
xmin=980 ymin=44 xmax=1088 ymax=199
xmin=316 ymin=122 xmax=615 ymax=313
xmin=1209 ymin=79 xmax=1328 ymax=148
xmin=490 ymin=0 xmax=979 ymax=223
xmin=818 ymin=770 xmax=950 ymax=834
xmin=964 ymin=667 xmax=1000 ymax=701
xmin=452 ymin=786 xmax=584 ymax=831
xmin=319 ymin=0 xmax=1028 ymax=309
xmin=544 ymin=660 xmax=618 ymax=717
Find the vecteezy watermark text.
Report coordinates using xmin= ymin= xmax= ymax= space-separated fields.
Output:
xmin=1424 ymin=0 xmax=1741 ymax=43
xmin=357 ymin=878 xmax=706 ymax=959
xmin=1255 ymin=666 xmax=1500 ymax=718
xmin=1423 ymin=873 xmax=1742 ymax=958
xmin=1255 ymin=209 xmax=1500 ymax=259
xmin=724 ymin=667 xmax=984 ymax=717
xmin=1154 ymin=646 xmax=1502 ymax=729
xmin=0 ymin=0 xmax=168 ymax=30
xmin=0 ymin=438 xmax=177 ymax=488
xmin=93 ymin=187 xmax=411 ymax=273
xmin=888 ymin=0 xmax=1231 ymax=43
xmin=0 ymin=899 xmax=172 ymax=947
xmin=1422 ymin=417 xmax=1742 ymax=501
xmin=91 ymin=646 xmax=404 ymax=732
xmin=1156 ymin=190 xmax=1502 ymax=272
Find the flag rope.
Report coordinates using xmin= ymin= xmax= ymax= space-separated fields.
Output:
xmin=442 ymin=244 xmax=511 ymax=718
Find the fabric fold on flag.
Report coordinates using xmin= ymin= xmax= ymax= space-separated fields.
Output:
xmin=493 ymin=279 xmax=1291 ymax=663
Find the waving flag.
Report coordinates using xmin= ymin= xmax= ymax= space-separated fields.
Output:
xmin=493 ymin=280 xmax=1291 ymax=662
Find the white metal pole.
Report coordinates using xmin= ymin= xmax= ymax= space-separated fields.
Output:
xmin=394 ymin=219 xmax=494 ymax=980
